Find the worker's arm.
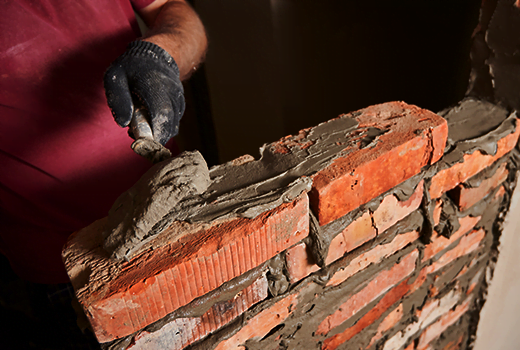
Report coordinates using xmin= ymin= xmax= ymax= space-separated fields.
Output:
xmin=103 ymin=0 xmax=207 ymax=146
xmin=138 ymin=0 xmax=207 ymax=81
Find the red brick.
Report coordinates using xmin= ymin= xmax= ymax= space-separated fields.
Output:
xmin=433 ymin=200 xmax=443 ymax=226
xmin=405 ymin=344 xmax=415 ymax=350
xmin=285 ymin=242 xmax=320 ymax=283
xmin=286 ymin=182 xmax=422 ymax=283
xmin=213 ymin=293 xmax=299 ymax=350
xmin=64 ymin=194 xmax=309 ymax=342
xmin=426 ymin=229 xmax=486 ymax=274
xmin=423 ymin=216 xmax=481 ymax=261
xmin=309 ymin=102 xmax=447 ymax=226
xmin=325 ymin=211 xmax=376 ymax=265
xmin=127 ymin=274 xmax=268 ymax=350
xmin=367 ymin=304 xmax=404 ymax=349
xmin=449 ymin=162 xmax=509 ymax=211
xmin=416 ymin=296 xmax=472 ymax=350
xmin=316 ymin=250 xmax=418 ymax=336
xmin=429 ymin=126 xmax=520 ymax=199
xmin=327 ymin=230 xmax=420 ymax=287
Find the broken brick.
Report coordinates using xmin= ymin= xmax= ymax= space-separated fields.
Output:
xmin=367 ymin=304 xmax=404 ymax=349
xmin=309 ymin=102 xmax=447 ymax=225
xmin=316 ymin=250 xmax=418 ymax=336
xmin=448 ymin=162 xmax=509 ymax=211
xmin=429 ymin=126 xmax=520 ymax=199
xmin=285 ymin=242 xmax=320 ymax=283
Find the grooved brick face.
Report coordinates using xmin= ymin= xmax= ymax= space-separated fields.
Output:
xmin=127 ymin=274 xmax=269 ymax=350
xmin=64 ymin=194 xmax=309 ymax=343
xmin=309 ymin=102 xmax=447 ymax=225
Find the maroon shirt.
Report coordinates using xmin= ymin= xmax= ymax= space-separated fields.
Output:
xmin=0 ymin=0 xmax=157 ymax=283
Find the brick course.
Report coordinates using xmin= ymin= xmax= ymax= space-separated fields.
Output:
xmin=62 ymin=100 xmax=516 ymax=350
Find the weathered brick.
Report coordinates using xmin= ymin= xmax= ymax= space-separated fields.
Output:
xmin=448 ymin=162 xmax=509 ymax=211
xmin=383 ymin=290 xmax=463 ymax=350
xmin=285 ymin=242 xmax=320 ymax=283
xmin=213 ymin=293 xmax=298 ymax=350
xmin=286 ymin=182 xmax=422 ymax=284
xmin=416 ymin=296 xmax=472 ymax=350
xmin=325 ymin=211 xmax=376 ymax=266
xmin=426 ymin=229 xmax=486 ymax=274
xmin=327 ymin=230 xmax=420 ymax=287
xmin=316 ymin=250 xmax=418 ymax=336
xmin=127 ymin=274 xmax=268 ymax=350
xmin=429 ymin=126 xmax=520 ymax=199
xmin=423 ymin=216 xmax=481 ymax=262
xmin=404 ymin=344 xmax=415 ymax=350
xmin=433 ymin=200 xmax=443 ymax=226
xmin=64 ymin=194 xmax=309 ymax=342
xmin=367 ymin=304 xmax=404 ymax=349
xmin=309 ymin=102 xmax=447 ymax=225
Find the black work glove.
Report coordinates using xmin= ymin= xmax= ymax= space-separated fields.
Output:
xmin=104 ymin=40 xmax=185 ymax=145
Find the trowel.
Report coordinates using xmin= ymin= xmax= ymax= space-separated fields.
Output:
xmin=129 ymin=107 xmax=172 ymax=164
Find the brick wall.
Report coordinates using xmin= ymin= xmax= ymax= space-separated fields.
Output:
xmin=63 ymin=99 xmax=520 ymax=350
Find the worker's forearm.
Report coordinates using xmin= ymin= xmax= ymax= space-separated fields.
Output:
xmin=141 ymin=0 xmax=207 ymax=81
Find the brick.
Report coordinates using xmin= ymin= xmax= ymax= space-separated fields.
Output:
xmin=383 ymin=290 xmax=463 ymax=350
xmin=309 ymin=102 xmax=447 ymax=225
xmin=327 ymin=230 xmax=420 ymax=287
xmin=423 ymin=216 xmax=481 ymax=261
xmin=316 ymin=250 xmax=418 ymax=336
xmin=467 ymin=269 xmax=484 ymax=295
xmin=326 ymin=181 xmax=423 ymax=266
xmin=416 ymin=296 xmax=472 ymax=350
xmin=286 ymin=182 xmax=423 ymax=283
xmin=213 ymin=293 xmax=298 ymax=350
xmin=323 ymin=279 xmax=412 ymax=350
xmin=367 ymin=304 xmax=404 ymax=349
xmin=495 ymin=185 xmax=506 ymax=200
xmin=64 ymin=194 xmax=309 ymax=342
xmin=441 ymin=335 xmax=464 ymax=350
xmin=429 ymin=126 xmax=520 ymax=199
xmin=404 ymin=344 xmax=415 ymax=350
xmin=285 ymin=242 xmax=320 ymax=283
xmin=433 ymin=200 xmax=443 ymax=226
xmin=325 ymin=211 xmax=377 ymax=266
xmin=426 ymin=229 xmax=486 ymax=274
xmin=127 ymin=274 xmax=268 ymax=350
xmin=373 ymin=181 xmax=424 ymax=235
xmin=448 ymin=162 xmax=509 ymax=211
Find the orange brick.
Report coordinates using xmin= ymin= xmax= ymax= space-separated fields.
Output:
xmin=373 ymin=181 xmax=424 ymax=235
xmin=405 ymin=345 xmax=415 ymax=350
xmin=367 ymin=304 xmax=404 ymax=349
xmin=287 ymin=182 xmax=423 ymax=283
xmin=325 ymin=211 xmax=376 ymax=265
xmin=426 ymin=229 xmax=486 ymax=274
xmin=423 ymin=216 xmax=481 ymax=261
xmin=285 ymin=242 xmax=320 ymax=283
xmin=327 ymin=230 xmax=420 ymax=287
xmin=323 ymin=280 xmax=412 ymax=350
xmin=64 ymin=194 xmax=309 ymax=342
xmin=429 ymin=126 xmax=520 ymax=199
xmin=417 ymin=297 xmax=472 ymax=350
xmin=127 ymin=274 xmax=268 ymax=350
xmin=309 ymin=102 xmax=447 ymax=225
xmin=433 ymin=200 xmax=443 ymax=226
xmin=316 ymin=250 xmax=418 ymax=336
xmin=495 ymin=186 xmax=506 ymax=200
xmin=449 ymin=162 xmax=509 ymax=211
xmin=213 ymin=293 xmax=298 ymax=350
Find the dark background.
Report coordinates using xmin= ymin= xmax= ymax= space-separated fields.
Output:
xmin=181 ymin=0 xmax=482 ymax=165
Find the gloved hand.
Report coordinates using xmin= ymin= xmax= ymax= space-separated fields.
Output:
xmin=104 ymin=40 xmax=185 ymax=145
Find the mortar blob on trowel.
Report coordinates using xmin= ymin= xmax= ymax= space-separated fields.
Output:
xmin=130 ymin=106 xmax=172 ymax=164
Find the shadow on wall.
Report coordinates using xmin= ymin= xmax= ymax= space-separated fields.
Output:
xmin=192 ymin=0 xmax=482 ymax=163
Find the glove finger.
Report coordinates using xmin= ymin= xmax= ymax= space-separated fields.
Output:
xmin=135 ymin=84 xmax=176 ymax=145
xmin=103 ymin=65 xmax=134 ymax=127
